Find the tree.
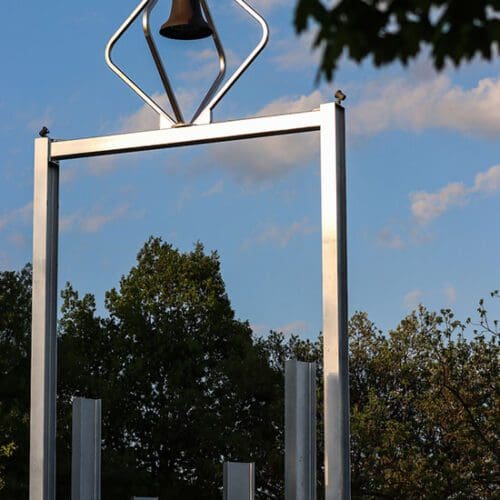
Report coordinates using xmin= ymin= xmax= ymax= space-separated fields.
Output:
xmin=0 ymin=265 xmax=31 ymax=497
xmin=294 ymin=0 xmax=500 ymax=80
xmin=57 ymin=237 xmax=284 ymax=498
xmin=0 ymin=252 xmax=498 ymax=497
xmin=349 ymin=305 xmax=499 ymax=497
xmin=270 ymin=303 xmax=499 ymax=498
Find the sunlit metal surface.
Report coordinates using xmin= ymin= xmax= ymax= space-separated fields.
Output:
xmin=193 ymin=0 xmax=269 ymax=125
xmin=223 ymin=462 xmax=255 ymax=500
xmin=50 ymin=109 xmax=321 ymax=160
xmin=30 ymin=103 xmax=349 ymax=499
xmin=285 ymin=360 xmax=317 ymax=500
xmin=105 ymin=0 xmax=175 ymax=126
xmin=105 ymin=0 xmax=267 ymax=127
xmin=142 ymin=0 xmax=184 ymax=124
xmin=72 ymin=398 xmax=102 ymax=500
xmin=30 ymin=138 xmax=59 ymax=500
xmin=190 ymin=0 xmax=226 ymax=125
xmin=320 ymin=103 xmax=350 ymax=499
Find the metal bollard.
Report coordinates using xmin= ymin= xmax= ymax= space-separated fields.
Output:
xmin=72 ymin=397 xmax=101 ymax=500
xmin=285 ymin=360 xmax=317 ymax=500
xmin=223 ymin=462 xmax=255 ymax=500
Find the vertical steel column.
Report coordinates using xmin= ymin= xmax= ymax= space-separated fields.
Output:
xmin=223 ymin=462 xmax=255 ymax=500
xmin=285 ymin=360 xmax=316 ymax=500
xmin=30 ymin=138 xmax=59 ymax=500
xmin=320 ymin=102 xmax=350 ymax=499
xmin=72 ymin=398 xmax=102 ymax=500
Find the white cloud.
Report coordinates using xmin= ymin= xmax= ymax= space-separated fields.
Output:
xmin=242 ymin=217 xmax=316 ymax=249
xmin=250 ymin=319 xmax=309 ymax=337
xmin=254 ymin=90 xmax=323 ymax=117
xmin=84 ymin=73 xmax=499 ymax=183
xmin=249 ymin=323 xmax=269 ymax=336
xmin=205 ymin=76 xmax=499 ymax=183
xmin=376 ymin=227 xmax=404 ymax=249
xmin=207 ymin=91 xmax=322 ymax=182
xmin=272 ymin=31 xmax=321 ymax=71
xmin=87 ymin=91 xmax=197 ymax=175
xmin=350 ymin=76 xmax=500 ymax=140
xmin=444 ymin=285 xmax=457 ymax=304
xmin=60 ymin=211 xmax=81 ymax=233
xmin=180 ymin=48 xmax=240 ymax=83
xmin=277 ymin=320 xmax=308 ymax=336
xmin=175 ymin=187 xmax=192 ymax=213
xmin=7 ymin=232 xmax=29 ymax=248
xmin=201 ymin=179 xmax=224 ymax=197
xmin=472 ymin=165 xmax=500 ymax=194
xmin=404 ymin=289 xmax=423 ymax=310
xmin=410 ymin=182 xmax=469 ymax=226
xmin=409 ymin=164 xmax=500 ymax=226
xmin=0 ymin=202 xmax=32 ymax=231
xmin=246 ymin=0 xmax=289 ymax=13
xmin=80 ymin=205 xmax=130 ymax=233
xmin=61 ymin=204 xmax=134 ymax=233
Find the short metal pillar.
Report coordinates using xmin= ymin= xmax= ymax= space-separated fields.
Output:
xmin=30 ymin=138 xmax=59 ymax=500
xmin=320 ymin=103 xmax=350 ymax=499
xmin=285 ymin=360 xmax=317 ymax=500
xmin=72 ymin=398 xmax=102 ymax=500
xmin=223 ymin=462 xmax=255 ymax=500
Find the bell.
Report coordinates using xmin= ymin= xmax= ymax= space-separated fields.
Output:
xmin=160 ymin=0 xmax=213 ymax=40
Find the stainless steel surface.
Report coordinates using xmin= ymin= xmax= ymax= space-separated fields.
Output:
xmin=320 ymin=103 xmax=350 ymax=499
xmin=142 ymin=0 xmax=225 ymax=125
xmin=50 ymin=109 xmax=321 ymax=160
xmin=30 ymin=138 xmax=59 ymax=500
xmin=105 ymin=0 xmax=175 ymax=126
xmin=72 ymin=398 xmax=102 ymax=500
xmin=143 ymin=0 xmax=184 ymax=124
xmin=190 ymin=0 xmax=226 ymax=125
xmin=30 ymin=103 xmax=349 ymax=498
xmin=105 ymin=0 xmax=267 ymax=127
xmin=285 ymin=360 xmax=317 ymax=500
xmin=193 ymin=0 xmax=269 ymax=125
xmin=223 ymin=462 xmax=255 ymax=500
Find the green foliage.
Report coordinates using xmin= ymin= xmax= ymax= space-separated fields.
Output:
xmin=0 ymin=251 xmax=498 ymax=498
xmin=0 ymin=265 xmax=31 ymax=497
xmin=294 ymin=0 xmax=500 ymax=81
xmin=348 ymin=307 xmax=499 ymax=497
xmin=57 ymin=238 xmax=283 ymax=498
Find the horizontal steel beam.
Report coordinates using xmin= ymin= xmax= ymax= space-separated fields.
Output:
xmin=50 ymin=110 xmax=321 ymax=160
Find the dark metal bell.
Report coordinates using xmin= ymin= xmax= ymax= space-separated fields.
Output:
xmin=159 ymin=0 xmax=213 ymax=40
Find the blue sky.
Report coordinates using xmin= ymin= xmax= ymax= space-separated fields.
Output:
xmin=1 ymin=0 xmax=499 ymax=336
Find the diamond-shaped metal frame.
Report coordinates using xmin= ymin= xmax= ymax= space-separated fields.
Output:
xmin=105 ymin=0 xmax=269 ymax=128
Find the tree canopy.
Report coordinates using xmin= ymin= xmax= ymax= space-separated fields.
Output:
xmin=0 ymin=241 xmax=498 ymax=497
xmin=0 ymin=266 xmax=31 ymax=496
xmin=57 ymin=238 xmax=283 ymax=498
xmin=294 ymin=0 xmax=500 ymax=80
